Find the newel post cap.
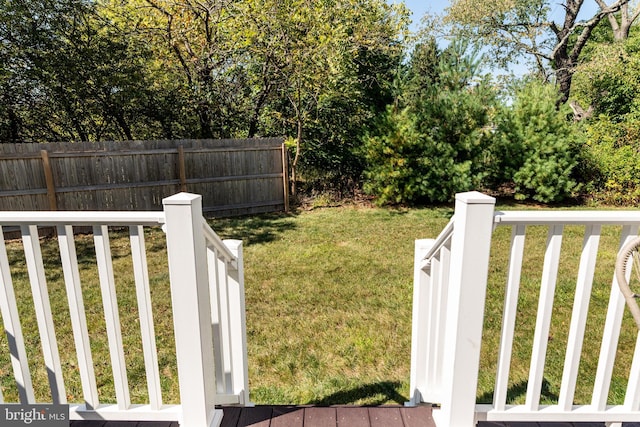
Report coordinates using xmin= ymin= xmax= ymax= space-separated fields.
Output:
xmin=162 ymin=192 xmax=202 ymax=206
xmin=455 ymin=191 xmax=496 ymax=205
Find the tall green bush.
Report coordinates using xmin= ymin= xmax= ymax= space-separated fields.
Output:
xmin=363 ymin=39 xmax=496 ymax=204
xmin=490 ymin=80 xmax=583 ymax=203
xmin=583 ymin=115 xmax=640 ymax=204
xmin=570 ymin=33 xmax=640 ymax=205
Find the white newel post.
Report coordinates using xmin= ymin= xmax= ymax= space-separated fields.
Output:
xmin=163 ymin=193 xmax=223 ymax=427
xmin=223 ymin=239 xmax=251 ymax=406
xmin=409 ymin=238 xmax=436 ymax=406
xmin=432 ymin=191 xmax=496 ymax=427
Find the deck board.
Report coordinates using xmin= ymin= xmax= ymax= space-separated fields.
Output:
xmin=67 ymin=405 xmax=634 ymax=427
xmin=369 ymin=406 xmax=404 ymax=427
xmin=400 ymin=405 xmax=434 ymax=427
xmin=336 ymin=406 xmax=369 ymax=427
xmin=236 ymin=405 xmax=272 ymax=427
xmin=304 ymin=407 xmax=337 ymax=427
xmin=270 ymin=406 xmax=304 ymax=427
xmin=219 ymin=406 xmax=242 ymax=427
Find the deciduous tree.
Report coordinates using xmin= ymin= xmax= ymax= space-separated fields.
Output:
xmin=444 ymin=0 xmax=639 ymax=103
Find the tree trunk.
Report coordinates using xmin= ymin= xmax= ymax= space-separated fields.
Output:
xmin=248 ymin=68 xmax=273 ymax=138
xmin=602 ymin=1 xmax=639 ymax=40
xmin=247 ymin=88 xmax=270 ymax=138
xmin=71 ymin=115 xmax=89 ymax=142
xmin=552 ymin=0 xmax=607 ymax=104
xmin=197 ymin=103 xmax=214 ymax=139
xmin=555 ymin=63 xmax=573 ymax=105
xmin=7 ymin=107 xmax=21 ymax=142
xmin=113 ymin=109 xmax=133 ymax=140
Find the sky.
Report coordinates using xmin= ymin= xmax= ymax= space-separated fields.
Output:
xmin=393 ymin=0 xmax=601 ymax=33
xmin=389 ymin=0 xmax=602 ymax=75
xmin=389 ymin=0 xmax=447 ymax=32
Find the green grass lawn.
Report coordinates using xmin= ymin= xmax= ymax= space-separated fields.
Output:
xmin=0 ymin=203 xmax=638 ymax=407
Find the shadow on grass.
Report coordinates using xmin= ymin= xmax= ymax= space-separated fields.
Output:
xmin=208 ymin=212 xmax=298 ymax=246
xmin=387 ymin=206 xmax=454 ymax=219
xmin=308 ymin=381 xmax=407 ymax=406
xmin=477 ymin=378 xmax=559 ymax=405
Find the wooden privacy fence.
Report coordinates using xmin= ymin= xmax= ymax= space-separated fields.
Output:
xmin=0 ymin=139 xmax=289 ymax=216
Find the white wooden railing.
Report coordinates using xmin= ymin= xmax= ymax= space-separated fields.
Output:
xmin=0 ymin=192 xmax=249 ymax=427
xmin=409 ymin=191 xmax=640 ymax=426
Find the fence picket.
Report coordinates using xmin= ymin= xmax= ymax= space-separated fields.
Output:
xmin=57 ymin=225 xmax=99 ymax=410
xmin=94 ymin=225 xmax=130 ymax=410
xmin=0 ymin=226 xmax=35 ymax=403
xmin=427 ymin=254 xmax=442 ymax=394
xmin=592 ymin=225 xmax=640 ymax=410
xmin=432 ymin=246 xmax=451 ymax=395
xmin=559 ymin=225 xmax=601 ymax=410
xmin=224 ymin=239 xmax=249 ymax=405
xmin=409 ymin=239 xmax=435 ymax=405
xmin=526 ymin=224 xmax=564 ymax=410
xmin=494 ymin=224 xmax=526 ymax=411
xmin=625 ymin=333 xmax=640 ymax=410
xmin=129 ymin=225 xmax=162 ymax=410
xmin=21 ymin=224 xmax=66 ymax=404
xmin=208 ymin=246 xmax=226 ymax=395
xmin=217 ymin=256 xmax=233 ymax=393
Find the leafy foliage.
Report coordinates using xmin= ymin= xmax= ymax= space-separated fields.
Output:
xmin=572 ymin=32 xmax=640 ymax=120
xmin=490 ymin=80 xmax=582 ymax=203
xmin=443 ymin=0 xmax=640 ymax=102
xmin=1 ymin=1 xmax=637 ymax=204
xmin=0 ymin=0 xmax=168 ymax=141
xmin=0 ymin=0 xmax=409 ymax=194
xmin=581 ymin=113 xmax=640 ymax=205
xmin=363 ymin=39 xmax=496 ymax=204
xmin=570 ymin=30 xmax=640 ymax=204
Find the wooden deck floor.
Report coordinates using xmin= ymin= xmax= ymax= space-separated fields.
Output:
xmin=219 ymin=405 xmax=434 ymax=427
xmin=67 ymin=405 xmax=434 ymax=427
xmin=67 ymin=405 xmax=640 ymax=427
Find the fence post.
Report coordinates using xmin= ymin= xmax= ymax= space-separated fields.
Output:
xmin=163 ymin=193 xmax=222 ymax=427
xmin=281 ymin=143 xmax=290 ymax=213
xmin=224 ymin=239 xmax=251 ymax=406
xmin=408 ymin=238 xmax=435 ymax=406
xmin=432 ymin=191 xmax=496 ymax=427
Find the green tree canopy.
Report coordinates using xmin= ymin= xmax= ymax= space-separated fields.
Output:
xmin=101 ymin=0 xmax=409 ymax=192
xmin=442 ymin=0 xmax=640 ymax=103
xmin=0 ymin=0 xmax=409 ymax=196
xmin=489 ymin=80 xmax=583 ymax=202
xmin=363 ymin=39 xmax=497 ymax=204
xmin=0 ymin=0 xmax=164 ymax=141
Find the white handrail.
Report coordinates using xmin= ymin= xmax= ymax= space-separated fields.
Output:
xmin=0 ymin=211 xmax=165 ymax=226
xmin=494 ymin=210 xmax=640 ymax=225
xmin=419 ymin=217 xmax=454 ymax=269
xmin=202 ymin=220 xmax=236 ymax=263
